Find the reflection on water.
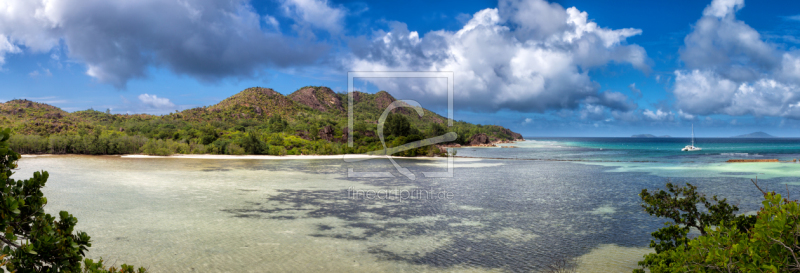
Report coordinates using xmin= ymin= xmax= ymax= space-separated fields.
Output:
xmin=11 ymin=154 xmax=783 ymax=272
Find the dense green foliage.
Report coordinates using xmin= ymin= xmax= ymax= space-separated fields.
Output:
xmin=0 ymin=128 xmax=146 ymax=272
xmin=1 ymin=87 xmax=522 ymax=156
xmin=639 ymin=183 xmax=756 ymax=253
xmin=384 ymin=113 xmax=413 ymax=137
xmin=634 ymin=181 xmax=800 ymax=272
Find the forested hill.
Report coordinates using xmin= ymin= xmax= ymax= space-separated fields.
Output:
xmin=1 ymin=86 xmax=522 ymax=156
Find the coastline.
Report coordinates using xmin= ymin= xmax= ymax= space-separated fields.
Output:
xmin=21 ymin=153 xmax=450 ymax=160
xmin=438 ymin=138 xmax=525 ymax=149
xmin=121 ymin=154 xmax=446 ymax=160
xmin=20 ymin=140 xmax=528 ymax=159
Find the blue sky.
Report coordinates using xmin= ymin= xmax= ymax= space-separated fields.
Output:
xmin=1 ymin=0 xmax=799 ymax=137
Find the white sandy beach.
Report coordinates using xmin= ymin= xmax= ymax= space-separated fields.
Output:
xmin=120 ymin=154 xmax=451 ymax=160
xmin=21 ymin=154 xmax=493 ymax=162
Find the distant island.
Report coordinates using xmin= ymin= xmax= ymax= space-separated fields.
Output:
xmin=731 ymin=132 xmax=776 ymax=138
xmin=631 ymin=134 xmax=672 ymax=138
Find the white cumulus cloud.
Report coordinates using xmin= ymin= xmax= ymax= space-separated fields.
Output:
xmin=0 ymin=35 xmax=20 ymax=65
xmin=522 ymin=117 xmax=533 ymax=125
xmin=580 ymin=104 xmax=607 ymax=120
xmin=678 ymin=110 xmax=696 ymax=120
xmin=281 ymin=0 xmax=346 ymax=35
xmin=345 ymin=0 xmax=648 ymax=113
xmin=702 ymin=0 xmax=744 ymax=18
xmin=0 ymin=0 xmax=341 ymax=88
xmin=138 ymin=94 xmax=175 ymax=109
xmin=643 ymin=109 xmax=673 ymax=121
xmin=674 ymin=0 xmax=800 ymax=119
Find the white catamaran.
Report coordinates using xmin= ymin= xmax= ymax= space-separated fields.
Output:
xmin=681 ymin=124 xmax=702 ymax=151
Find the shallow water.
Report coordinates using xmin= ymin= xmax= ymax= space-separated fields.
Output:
xmin=12 ymin=138 xmax=799 ymax=272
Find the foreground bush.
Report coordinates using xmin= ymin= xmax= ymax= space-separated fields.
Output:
xmin=636 ymin=181 xmax=799 ymax=272
xmin=0 ymin=128 xmax=146 ymax=272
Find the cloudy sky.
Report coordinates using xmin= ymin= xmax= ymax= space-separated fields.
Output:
xmin=1 ymin=0 xmax=799 ymax=137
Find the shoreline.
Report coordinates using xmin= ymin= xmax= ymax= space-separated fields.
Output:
xmin=21 ymin=153 xmax=451 ymax=160
xmin=438 ymin=138 xmax=526 ymax=149
xmin=122 ymin=154 xmax=446 ymax=160
xmin=20 ymin=140 xmax=531 ymax=160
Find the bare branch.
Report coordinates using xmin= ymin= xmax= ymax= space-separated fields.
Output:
xmin=751 ymin=177 xmax=767 ymax=196
xmin=0 ymin=236 xmax=20 ymax=249
xmin=768 ymin=235 xmax=800 ymax=270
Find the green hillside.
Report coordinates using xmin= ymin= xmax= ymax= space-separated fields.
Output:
xmin=2 ymin=86 xmax=523 ymax=156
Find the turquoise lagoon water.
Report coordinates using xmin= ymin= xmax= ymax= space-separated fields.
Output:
xmin=463 ymin=137 xmax=800 ymax=179
xmin=11 ymin=137 xmax=800 ymax=272
xmin=468 ymin=137 xmax=800 ymax=163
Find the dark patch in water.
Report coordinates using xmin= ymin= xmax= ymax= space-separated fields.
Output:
xmin=202 ymin=168 xmax=231 ymax=172
xmin=220 ymin=159 xmax=773 ymax=272
xmin=310 ymin=233 xmax=368 ymax=241
xmin=233 ymin=214 xmax=260 ymax=219
xmin=269 ymin=215 xmax=296 ymax=220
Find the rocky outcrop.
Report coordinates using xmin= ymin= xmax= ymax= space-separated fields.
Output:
xmin=350 ymin=91 xmax=364 ymax=104
xmin=467 ymin=133 xmax=491 ymax=146
xmin=436 ymin=143 xmax=461 ymax=153
xmin=374 ymin=91 xmax=395 ymax=110
xmin=501 ymin=128 xmax=523 ymax=140
xmin=256 ymin=87 xmax=280 ymax=96
xmin=373 ymin=91 xmax=410 ymax=115
xmin=319 ymin=125 xmax=335 ymax=141
xmin=288 ymin=87 xmax=343 ymax=112
xmin=295 ymin=130 xmax=312 ymax=140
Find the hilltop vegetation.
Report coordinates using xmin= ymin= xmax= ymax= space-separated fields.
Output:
xmin=2 ymin=86 xmax=522 ymax=156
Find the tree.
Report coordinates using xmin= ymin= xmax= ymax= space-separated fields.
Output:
xmin=640 ymin=191 xmax=800 ymax=272
xmin=240 ymin=130 xmax=266 ymax=155
xmin=384 ymin=113 xmax=411 ymax=137
xmin=199 ymin=124 xmax=217 ymax=145
xmin=428 ymin=123 xmax=446 ymax=138
xmin=634 ymin=181 xmax=759 ymax=272
xmin=0 ymin=128 xmax=146 ymax=272
xmin=268 ymin=116 xmax=288 ymax=133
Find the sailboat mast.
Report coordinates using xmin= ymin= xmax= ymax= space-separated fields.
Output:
xmin=691 ymin=124 xmax=694 ymax=147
